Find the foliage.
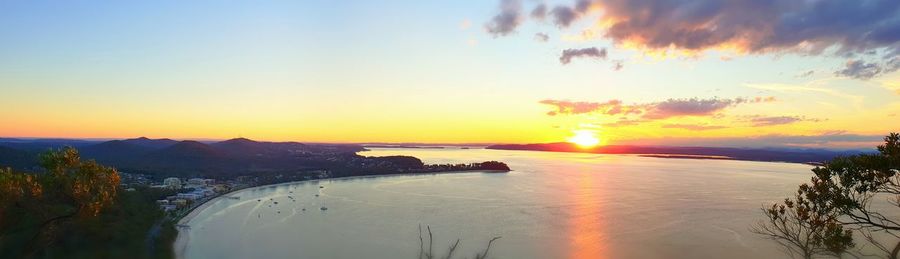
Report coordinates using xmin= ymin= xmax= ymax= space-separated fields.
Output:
xmin=37 ymin=146 xmax=120 ymax=217
xmin=752 ymin=192 xmax=853 ymax=258
xmin=477 ymin=161 xmax=510 ymax=171
xmin=0 ymin=147 xmax=175 ymax=259
xmin=755 ymin=133 xmax=900 ymax=258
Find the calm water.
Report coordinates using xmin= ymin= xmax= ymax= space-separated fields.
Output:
xmin=177 ymin=148 xmax=815 ymax=259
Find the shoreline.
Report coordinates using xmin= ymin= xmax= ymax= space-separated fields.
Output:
xmin=173 ymin=169 xmax=507 ymax=259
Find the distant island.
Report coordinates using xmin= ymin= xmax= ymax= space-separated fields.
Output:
xmin=487 ymin=142 xmax=863 ymax=164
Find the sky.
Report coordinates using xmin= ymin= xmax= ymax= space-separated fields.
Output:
xmin=0 ymin=0 xmax=898 ymax=149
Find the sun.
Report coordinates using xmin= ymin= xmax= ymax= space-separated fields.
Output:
xmin=567 ymin=130 xmax=601 ymax=148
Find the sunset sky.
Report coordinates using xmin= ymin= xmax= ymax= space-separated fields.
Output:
xmin=1 ymin=1 xmax=898 ymax=148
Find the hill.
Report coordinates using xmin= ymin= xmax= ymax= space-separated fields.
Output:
xmin=0 ymin=138 xmax=102 ymax=151
xmin=121 ymin=137 xmax=178 ymax=149
xmin=0 ymin=146 xmax=37 ymax=170
xmin=1 ymin=137 xmax=504 ymax=179
xmin=81 ymin=140 xmax=155 ymax=164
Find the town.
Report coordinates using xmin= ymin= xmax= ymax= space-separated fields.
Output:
xmin=118 ymin=159 xmax=511 ymax=217
xmin=118 ymin=170 xmax=333 ymax=216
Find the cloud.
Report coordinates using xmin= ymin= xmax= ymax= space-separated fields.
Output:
xmin=743 ymin=115 xmax=822 ymax=127
xmin=603 ymin=118 xmax=646 ymax=127
xmin=612 ymin=60 xmax=624 ymax=71
xmin=539 ymin=96 xmax=827 ymax=130
xmin=751 ymin=116 xmax=809 ymax=126
xmin=643 ymin=97 xmax=774 ymax=119
xmin=485 ymin=0 xmax=523 ymax=36
xmin=602 ymin=1 xmax=900 ymax=55
xmin=643 ymin=98 xmax=736 ymax=119
xmin=539 ymin=99 xmax=624 ymax=116
xmin=797 ymin=70 xmax=815 ymax=78
xmin=549 ymin=6 xmax=578 ymax=28
xmin=487 ymin=0 xmax=900 ymax=78
xmin=836 ymin=60 xmax=884 ymax=79
xmin=560 ymin=47 xmax=607 ymax=64
xmin=530 ymin=3 xmax=547 ymax=20
xmin=661 ymin=123 xmax=728 ymax=131
xmin=534 ymin=32 xmax=550 ymax=42
xmin=749 ymin=116 xmax=800 ymax=126
xmin=619 ymin=132 xmax=883 ymax=149
xmin=548 ymin=0 xmax=592 ymax=27
xmin=836 ymin=57 xmax=900 ymax=79
xmin=540 ymin=96 xmax=776 ymax=119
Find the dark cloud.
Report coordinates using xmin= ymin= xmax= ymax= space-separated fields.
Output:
xmin=485 ymin=0 xmax=523 ymax=37
xmin=534 ymin=32 xmax=550 ymax=42
xmin=836 ymin=60 xmax=884 ymax=79
xmin=574 ymin=0 xmax=592 ymax=13
xmin=661 ymin=124 xmax=728 ymax=131
xmin=549 ymin=5 xmax=578 ymax=27
xmin=598 ymin=0 xmax=900 ymax=56
xmin=487 ymin=0 xmax=900 ymax=78
xmin=530 ymin=3 xmax=547 ymax=20
xmin=836 ymin=57 xmax=900 ymax=79
xmin=548 ymin=0 xmax=593 ymax=27
xmin=559 ymin=47 xmax=607 ymax=64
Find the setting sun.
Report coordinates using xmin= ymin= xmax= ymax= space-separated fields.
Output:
xmin=567 ymin=130 xmax=601 ymax=148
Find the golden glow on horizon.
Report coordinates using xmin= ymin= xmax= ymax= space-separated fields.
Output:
xmin=568 ymin=130 xmax=601 ymax=148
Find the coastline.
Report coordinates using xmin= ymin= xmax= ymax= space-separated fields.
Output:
xmin=173 ymin=169 xmax=507 ymax=259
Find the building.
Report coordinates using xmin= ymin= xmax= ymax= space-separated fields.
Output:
xmin=211 ymin=184 xmax=229 ymax=193
xmin=187 ymin=178 xmax=207 ymax=186
xmin=176 ymin=193 xmax=202 ymax=201
xmin=163 ymin=177 xmax=182 ymax=189
xmin=172 ymin=199 xmax=188 ymax=207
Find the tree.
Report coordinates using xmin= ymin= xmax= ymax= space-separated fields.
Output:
xmin=0 ymin=167 xmax=43 ymax=224
xmin=752 ymin=191 xmax=853 ymax=258
xmin=416 ymin=224 xmax=502 ymax=259
xmin=755 ymin=133 xmax=900 ymax=258
xmin=0 ymin=147 xmax=120 ymax=257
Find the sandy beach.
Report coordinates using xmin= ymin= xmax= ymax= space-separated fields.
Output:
xmin=173 ymin=191 xmax=232 ymax=259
